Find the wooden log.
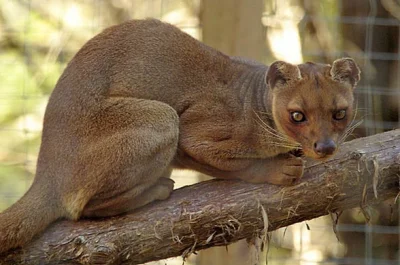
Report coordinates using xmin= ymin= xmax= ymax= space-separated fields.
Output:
xmin=0 ymin=129 xmax=399 ymax=265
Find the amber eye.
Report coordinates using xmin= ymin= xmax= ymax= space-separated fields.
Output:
xmin=334 ymin=110 xmax=346 ymax=120
xmin=290 ymin=111 xmax=306 ymax=123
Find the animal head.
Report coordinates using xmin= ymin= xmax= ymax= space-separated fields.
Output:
xmin=266 ymin=58 xmax=361 ymax=160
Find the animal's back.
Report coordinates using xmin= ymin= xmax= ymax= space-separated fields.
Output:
xmin=50 ymin=19 xmax=229 ymax=112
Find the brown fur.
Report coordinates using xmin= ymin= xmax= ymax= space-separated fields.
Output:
xmin=0 ymin=19 xmax=360 ymax=253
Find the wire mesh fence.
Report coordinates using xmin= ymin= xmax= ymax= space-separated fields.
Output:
xmin=0 ymin=0 xmax=398 ymax=264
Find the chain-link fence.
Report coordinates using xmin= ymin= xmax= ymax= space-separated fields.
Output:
xmin=0 ymin=0 xmax=399 ymax=264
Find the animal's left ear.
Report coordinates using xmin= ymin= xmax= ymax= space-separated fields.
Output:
xmin=330 ymin=58 xmax=361 ymax=88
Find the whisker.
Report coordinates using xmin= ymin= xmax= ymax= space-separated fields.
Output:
xmin=339 ymin=119 xmax=364 ymax=143
xmin=254 ymin=133 xmax=301 ymax=149
xmin=342 ymin=122 xmax=362 ymax=140
xmin=266 ymin=142 xmax=300 ymax=148
xmin=268 ymin=143 xmax=301 ymax=149
xmin=253 ymin=118 xmax=287 ymax=141
xmin=252 ymin=114 xmax=288 ymax=141
xmin=252 ymin=111 xmax=289 ymax=141
xmin=254 ymin=123 xmax=297 ymax=147
xmin=254 ymin=110 xmax=273 ymax=117
xmin=347 ymin=119 xmax=364 ymax=131
xmin=339 ymin=112 xmax=363 ymax=143
xmin=252 ymin=110 xmax=304 ymax=149
xmin=338 ymin=102 xmax=363 ymax=143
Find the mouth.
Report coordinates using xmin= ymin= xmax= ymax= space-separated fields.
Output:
xmin=302 ymin=149 xmax=335 ymax=160
xmin=315 ymin=154 xmax=333 ymax=161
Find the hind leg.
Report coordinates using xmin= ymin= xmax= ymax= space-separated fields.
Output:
xmin=82 ymin=177 xmax=174 ymax=217
xmin=61 ymin=97 xmax=179 ymax=220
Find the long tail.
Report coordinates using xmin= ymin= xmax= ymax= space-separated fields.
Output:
xmin=0 ymin=183 xmax=61 ymax=253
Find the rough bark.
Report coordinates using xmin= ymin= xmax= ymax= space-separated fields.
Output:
xmin=0 ymin=130 xmax=399 ymax=265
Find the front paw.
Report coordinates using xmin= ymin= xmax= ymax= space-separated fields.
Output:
xmin=266 ymin=155 xmax=305 ymax=185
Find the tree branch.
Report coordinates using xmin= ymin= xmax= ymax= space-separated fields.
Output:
xmin=1 ymin=130 xmax=399 ymax=265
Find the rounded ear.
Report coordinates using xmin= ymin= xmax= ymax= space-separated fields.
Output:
xmin=330 ymin=58 xmax=361 ymax=88
xmin=266 ymin=61 xmax=302 ymax=89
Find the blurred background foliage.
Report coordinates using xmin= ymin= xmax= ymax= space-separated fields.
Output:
xmin=0 ymin=0 xmax=399 ymax=264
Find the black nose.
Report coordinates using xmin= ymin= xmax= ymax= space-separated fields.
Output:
xmin=314 ymin=139 xmax=337 ymax=156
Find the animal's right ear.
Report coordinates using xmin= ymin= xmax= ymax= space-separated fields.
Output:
xmin=266 ymin=61 xmax=302 ymax=89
